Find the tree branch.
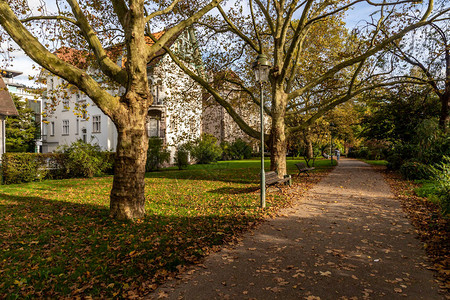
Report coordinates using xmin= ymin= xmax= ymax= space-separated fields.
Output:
xmin=66 ymin=0 xmax=128 ymax=86
xmin=145 ymin=0 xmax=182 ymax=23
xmin=216 ymin=4 xmax=260 ymax=52
xmin=21 ymin=15 xmax=78 ymax=25
xmin=288 ymin=11 xmax=441 ymax=101
xmin=0 ymin=0 xmax=121 ymax=119
xmin=162 ymin=43 xmax=263 ymax=140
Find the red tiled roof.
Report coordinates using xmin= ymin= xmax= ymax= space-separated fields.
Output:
xmin=0 ymin=77 xmax=19 ymax=116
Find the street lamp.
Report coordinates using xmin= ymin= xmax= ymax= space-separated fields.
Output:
xmin=252 ymin=53 xmax=271 ymax=208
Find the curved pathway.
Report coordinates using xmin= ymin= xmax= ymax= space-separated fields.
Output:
xmin=152 ymin=158 xmax=442 ymax=299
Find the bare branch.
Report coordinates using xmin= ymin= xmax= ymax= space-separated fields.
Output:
xmin=145 ymin=0 xmax=182 ymax=23
xmin=66 ymin=0 xmax=128 ymax=85
xmin=162 ymin=43 xmax=264 ymax=140
xmin=21 ymin=15 xmax=78 ymax=25
xmin=216 ymin=4 xmax=260 ymax=52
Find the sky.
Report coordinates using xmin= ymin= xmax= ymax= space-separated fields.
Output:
xmin=0 ymin=1 xmax=422 ymax=87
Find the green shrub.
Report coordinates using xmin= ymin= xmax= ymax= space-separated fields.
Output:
xmin=175 ymin=144 xmax=190 ymax=170
xmin=146 ymin=138 xmax=170 ymax=171
xmin=400 ymin=161 xmax=432 ymax=180
xmin=229 ymin=139 xmax=252 ymax=160
xmin=191 ymin=134 xmax=222 ymax=164
xmin=57 ymin=140 xmax=110 ymax=178
xmin=1 ymin=153 xmax=66 ymax=184
xmin=386 ymin=143 xmax=417 ymax=170
xmin=2 ymin=153 xmax=45 ymax=184
xmin=429 ymin=156 xmax=450 ymax=216
xmin=100 ymin=151 xmax=116 ymax=174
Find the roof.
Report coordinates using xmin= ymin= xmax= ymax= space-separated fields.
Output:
xmin=0 ymin=77 xmax=19 ymax=116
xmin=55 ymin=47 xmax=89 ymax=69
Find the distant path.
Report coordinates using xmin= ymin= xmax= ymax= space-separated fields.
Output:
xmin=152 ymin=158 xmax=443 ymax=299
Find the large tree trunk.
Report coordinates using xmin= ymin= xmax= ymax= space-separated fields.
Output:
xmin=109 ymin=118 xmax=148 ymax=220
xmin=270 ymin=89 xmax=287 ymax=176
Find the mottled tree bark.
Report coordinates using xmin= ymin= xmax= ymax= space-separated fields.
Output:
xmin=270 ymin=89 xmax=287 ymax=177
xmin=109 ymin=117 xmax=148 ymax=220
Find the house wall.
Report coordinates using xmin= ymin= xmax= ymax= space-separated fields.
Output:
xmin=202 ymin=90 xmax=268 ymax=150
xmin=42 ymin=76 xmax=118 ymax=153
xmin=5 ymin=81 xmax=43 ymax=152
xmin=155 ymin=54 xmax=202 ymax=161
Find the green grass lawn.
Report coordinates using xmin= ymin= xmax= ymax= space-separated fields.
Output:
xmin=0 ymin=158 xmax=332 ymax=298
xmin=362 ymin=159 xmax=388 ymax=166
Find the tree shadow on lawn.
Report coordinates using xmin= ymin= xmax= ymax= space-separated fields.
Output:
xmin=208 ymin=186 xmax=260 ymax=195
xmin=0 ymin=192 xmax=261 ymax=298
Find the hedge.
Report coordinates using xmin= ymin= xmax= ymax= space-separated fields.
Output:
xmin=1 ymin=152 xmax=115 ymax=184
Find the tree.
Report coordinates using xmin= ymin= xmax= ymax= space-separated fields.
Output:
xmin=5 ymin=94 xmax=38 ymax=152
xmin=360 ymin=85 xmax=440 ymax=143
xmin=164 ymin=0 xmax=448 ymax=177
xmin=0 ymin=0 xmax=222 ymax=220
xmin=390 ymin=16 xmax=450 ymax=132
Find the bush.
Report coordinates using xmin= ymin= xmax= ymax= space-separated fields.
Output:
xmin=230 ymin=139 xmax=252 ymax=160
xmin=221 ymin=139 xmax=252 ymax=160
xmin=175 ymin=144 xmax=190 ymax=170
xmin=57 ymin=140 xmax=110 ymax=178
xmin=429 ymin=156 xmax=450 ymax=216
xmin=190 ymin=134 xmax=222 ymax=164
xmin=386 ymin=143 xmax=417 ymax=170
xmin=146 ymin=138 xmax=170 ymax=171
xmin=2 ymin=153 xmax=66 ymax=184
xmin=399 ymin=161 xmax=432 ymax=180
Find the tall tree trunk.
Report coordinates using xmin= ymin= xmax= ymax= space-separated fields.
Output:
xmin=110 ymin=116 xmax=148 ymax=220
xmin=270 ymin=89 xmax=287 ymax=176
xmin=440 ymin=91 xmax=449 ymax=133
xmin=304 ymin=127 xmax=313 ymax=159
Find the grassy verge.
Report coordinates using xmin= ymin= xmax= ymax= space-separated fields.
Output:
xmin=0 ymin=158 xmax=332 ymax=298
xmin=362 ymin=159 xmax=388 ymax=166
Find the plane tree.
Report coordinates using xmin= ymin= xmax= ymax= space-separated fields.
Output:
xmin=0 ymin=0 xmax=223 ymax=220
xmin=164 ymin=0 xmax=448 ymax=176
xmin=389 ymin=14 xmax=449 ymax=132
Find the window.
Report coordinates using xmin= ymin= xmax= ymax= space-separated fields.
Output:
xmin=92 ymin=115 xmax=101 ymax=133
xmin=82 ymin=128 xmax=87 ymax=143
xmin=76 ymin=119 xmax=79 ymax=135
xmin=50 ymin=121 xmax=55 ymax=136
xmin=62 ymin=120 xmax=69 ymax=135
xmin=148 ymin=118 xmax=159 ymax=137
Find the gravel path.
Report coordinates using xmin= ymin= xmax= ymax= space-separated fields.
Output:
xmin=152 ymin=158 xmax=443 ymax=299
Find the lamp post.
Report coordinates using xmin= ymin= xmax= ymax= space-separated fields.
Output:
xmin=329 ymin=122 xmax=334 ymax=166
xmin=252 ymin=53 xmax=271 ymax=208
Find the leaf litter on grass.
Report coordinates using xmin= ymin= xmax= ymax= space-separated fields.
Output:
xmin=0 ymin=160 xmax=331 ymax=298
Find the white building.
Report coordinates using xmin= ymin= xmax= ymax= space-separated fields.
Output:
xmin=0 ymin=76 xmax=19 ymax=158
xmin=42 ymin=29 xmax=203 ymax=162
xmin=1 ymin=69 xmax=43 ymax=152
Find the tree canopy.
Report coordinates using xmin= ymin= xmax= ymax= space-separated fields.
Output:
xmin=166 ymin=0 xmax=449 ymax=176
